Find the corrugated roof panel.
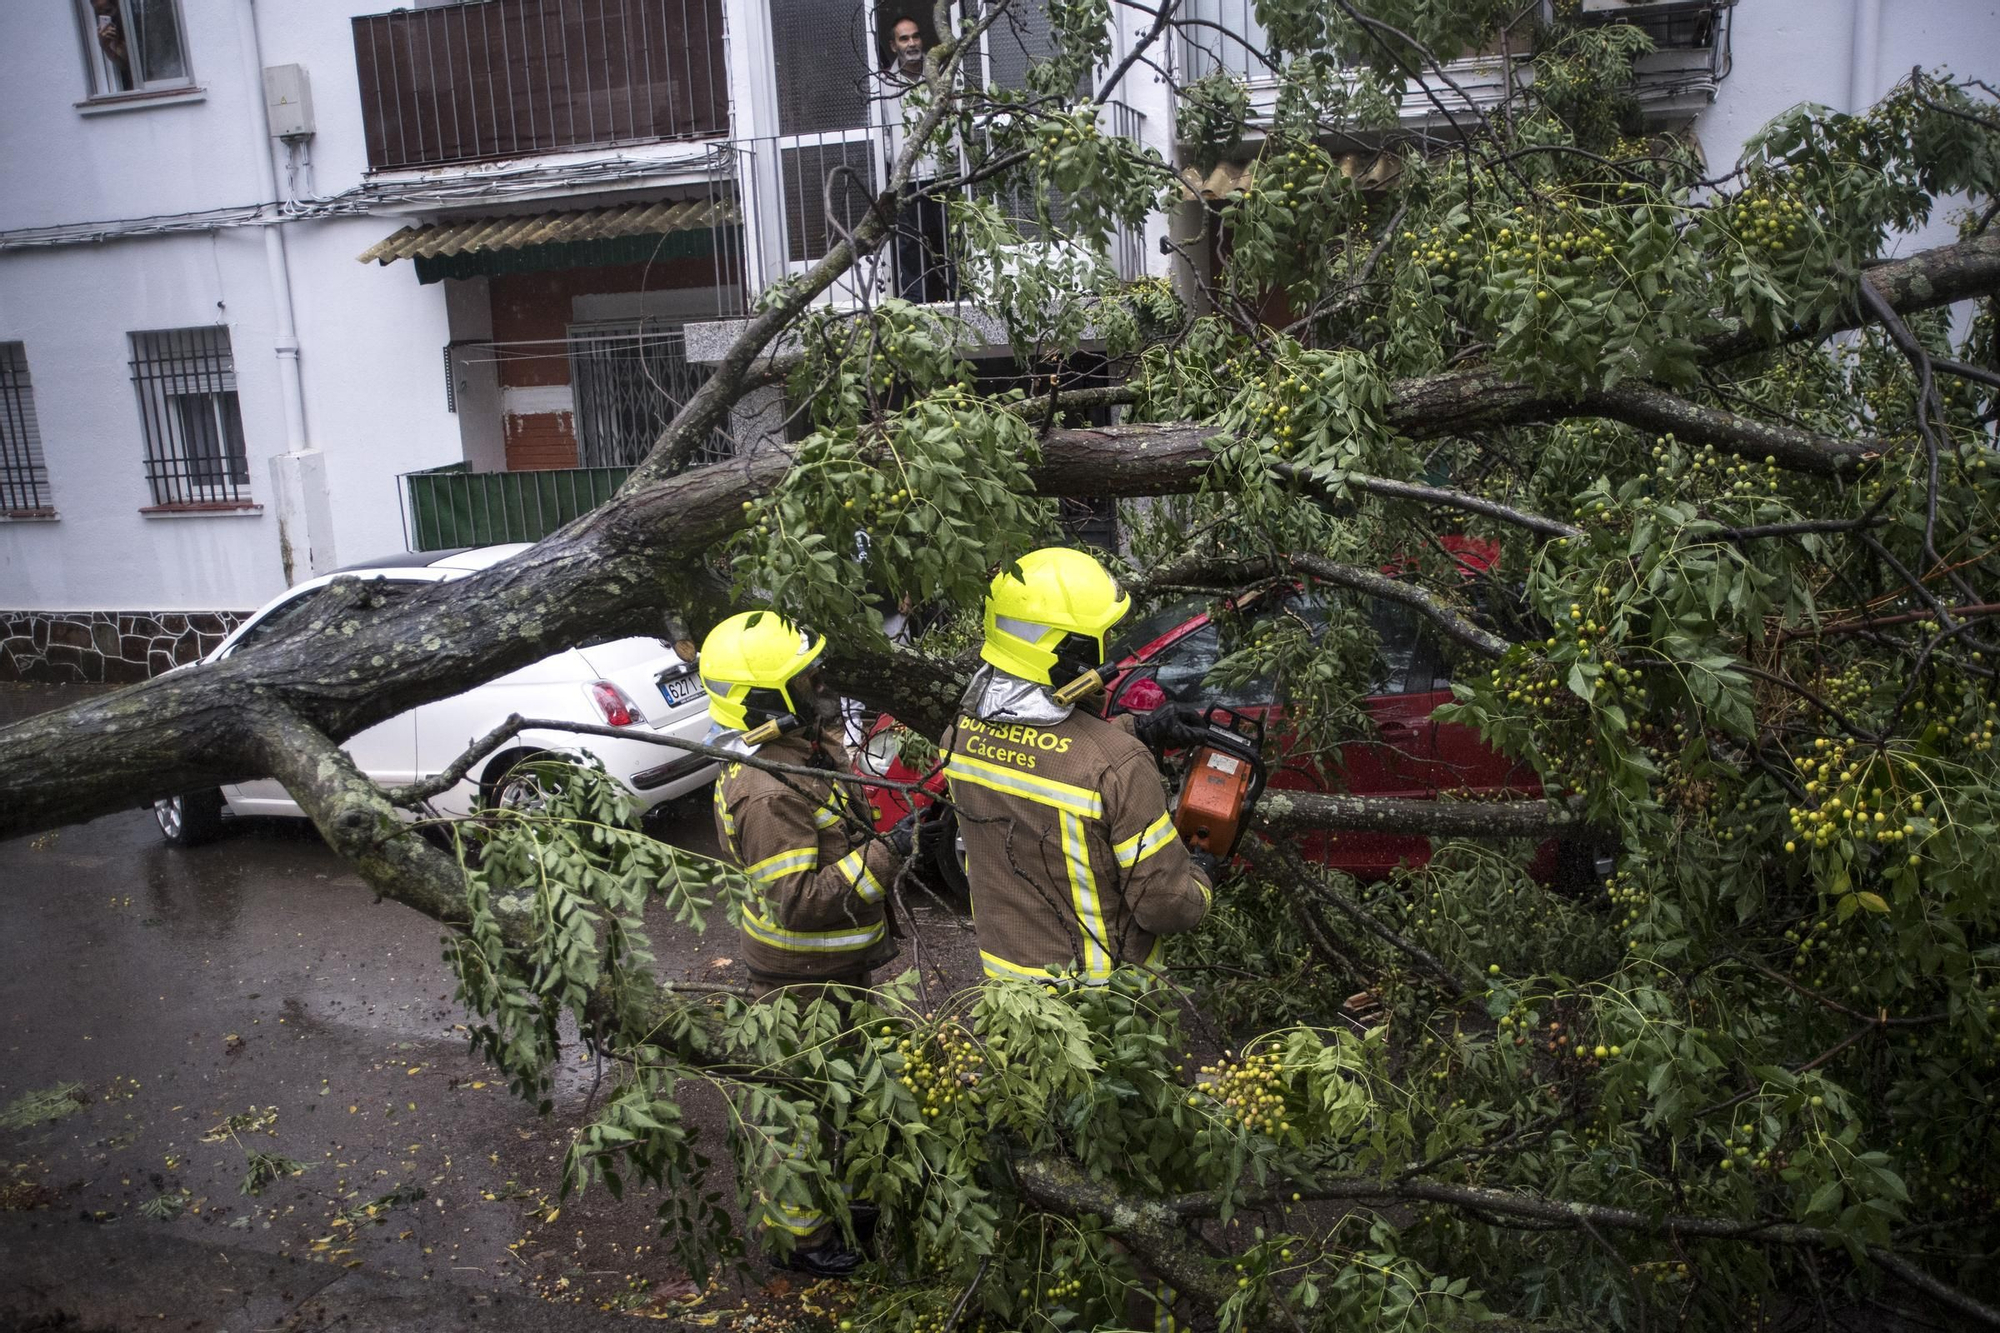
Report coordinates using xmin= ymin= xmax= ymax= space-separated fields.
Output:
xmin=357 ymin=199 xmax=740 ymax=265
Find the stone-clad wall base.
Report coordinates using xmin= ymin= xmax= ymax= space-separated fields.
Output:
xmin=0 ymin=611 xmax=251 ymax=684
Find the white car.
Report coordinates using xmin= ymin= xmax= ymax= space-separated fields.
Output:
xmin=151 ymin=544 xmax=718 ymax=845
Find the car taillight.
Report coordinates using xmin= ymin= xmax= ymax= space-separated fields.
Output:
xmin=587 ymin=681 xmax=645 ymax=727
xmin=856 ymin=729 xmax=901 ymax=777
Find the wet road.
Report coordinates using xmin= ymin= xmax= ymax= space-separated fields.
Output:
xmin=0 ymin=682 xmax=980 ymax=1320
xmin=0 ymin=801 xmax=740 ymax=1315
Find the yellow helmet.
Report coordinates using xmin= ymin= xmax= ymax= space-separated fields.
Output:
xmin=981 ymin=547 xmax=1131 ymax=687
xmin=699 ymin=610 xmax=826 ymax=732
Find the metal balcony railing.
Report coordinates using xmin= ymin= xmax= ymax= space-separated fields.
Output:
xmin=352 ymin=0 xmax=728 ymax=171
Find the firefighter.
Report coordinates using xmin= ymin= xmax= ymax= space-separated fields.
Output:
xmin=941 ymin=547 xmax=1217 ymax=982
xmin=700 ymin=608 xmax=904 ymax=1278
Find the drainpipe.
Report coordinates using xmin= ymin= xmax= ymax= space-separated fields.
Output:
xmin=1849 ymin=0 xmax=1882 ymax=113
xmin=235 ymin=0 xmax=334 ymax=581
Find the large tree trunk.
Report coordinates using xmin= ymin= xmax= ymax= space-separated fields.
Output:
xmin=1 ymin=235 xmax=1995 ymax=842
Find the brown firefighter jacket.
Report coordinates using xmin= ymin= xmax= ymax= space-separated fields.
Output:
xmin=712 ymin=730 xmax=901 ymax=984
xmin=941 ymin=694 xmax=1212 ymax=982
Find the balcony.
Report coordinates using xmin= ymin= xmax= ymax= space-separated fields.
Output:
xmin=352 ymin=0 xmax=728 ymax=172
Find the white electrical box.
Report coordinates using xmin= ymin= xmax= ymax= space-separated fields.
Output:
xmin=263 ymin=64 xmax=314 ymax=140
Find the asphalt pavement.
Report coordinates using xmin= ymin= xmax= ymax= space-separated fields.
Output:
xmin=0 ymin=683 xmax=981 ymax=1331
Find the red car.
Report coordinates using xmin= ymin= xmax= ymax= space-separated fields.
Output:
xmin=855 ymin=546 xmax=1599 ymax=885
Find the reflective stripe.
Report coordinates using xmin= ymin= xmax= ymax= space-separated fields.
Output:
xmin=980 ymin=950 xmax=1060 ymax=982
xmin=764 ymin=1200 xmax=823 ymax=1236
xmin=978 ymin=951 xmax=1121 ymax=987
xmin=1062 ymin=810 xmax=1112 ymax=979
xmin=714 ymin=773 xmax=740 ymax=857
xmin=836 ymin=848 xmax=885 ymax=904
xmin=1113 ymin=811 xmax=1178 ymax=868
xmin=747 ymin=846 xmax=818 ymax=883
xmin=1153 ymin=1283 xmax=1179 ymax=1333
xmin=945 ymin=753 xmax=1103 ymax=818
xmin=812 ymin=787 xmax=847 ymax=830
xmin=1196 ymin=874 xmax=1212 ymax=908
xmin=993 ymin=613 xmax=1054 ymax=645
xmin=742 ymin=908 xmax=885 ymax=954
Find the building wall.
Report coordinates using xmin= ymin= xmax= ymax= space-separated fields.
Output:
xmin=0 ymin=212 xmax=461 ymax=617
xmin=1697 ymin=0 xmax=2000 ymax=254
xmin=0 ymin=2 xmax=469 ymax=625
xmin=485 ymin=256 xmax=722 ymax=471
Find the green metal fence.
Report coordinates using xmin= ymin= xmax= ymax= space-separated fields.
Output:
xmin=402 ymin=463 xmax=632 ymax=550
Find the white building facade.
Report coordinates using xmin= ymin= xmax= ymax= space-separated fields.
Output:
xmin=0 ymin=0 xmax=1994 ymax=682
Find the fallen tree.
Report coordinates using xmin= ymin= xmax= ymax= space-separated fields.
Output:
xmin=5 ymin=2 xmax=2000 ymax=1328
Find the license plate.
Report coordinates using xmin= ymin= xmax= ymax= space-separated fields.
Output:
xmin=659 ymin=672 xmax=703 ymax=707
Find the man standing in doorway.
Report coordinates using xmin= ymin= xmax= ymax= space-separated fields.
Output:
xmin=880 ymin=13 xmax=956 ymax=302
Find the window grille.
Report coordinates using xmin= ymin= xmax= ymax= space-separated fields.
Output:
xmin=781 ymin=139 xmax=879 ymax=262
xmin=76 ymin=0 xmax=192 ymax=96
xmin=770 ymin=0 xmax=872 ymax=135
xmin=129 ymin=327 xmax=253 ymax=507
xmin=568 ymin=320 xmax=732 ymax=469
xmin=0 ymin=344 xmax=54 ymax=514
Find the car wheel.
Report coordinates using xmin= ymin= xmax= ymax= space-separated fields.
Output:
xmin=154 ymin=789 xmax=225 ymax=846
xmin=488 ymin=756 xmax=573 ymax=815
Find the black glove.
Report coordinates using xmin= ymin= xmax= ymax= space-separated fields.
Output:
xmin=1188 ymin=847 xmax=1222 ymax=880
xmin=1135 ymin=703 xmax=1208 ymax=749
xmin=888 ymin=809 xmax=925 ymax=859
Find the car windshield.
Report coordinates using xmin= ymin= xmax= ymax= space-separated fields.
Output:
xmin=1116 ymin=585 xmax=1453 ymax=708
xmin=1109 ymin=595 xmax=1212 ymax=661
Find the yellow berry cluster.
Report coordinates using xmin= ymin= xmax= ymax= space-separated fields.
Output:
xmin=1032 ymin=113 xmax=1096 ymax=173
xmin=900 ymin=1309 xmax=1001 ymax=1333
xmin=891 ymin=1020 xmax=985 ymax=1119
xmin=1193 ymin=1049 xmax=1291 ymax=1135
xmin=1783 ymin=737 xmax=1924 ymax=862
xmin=1718 ymin=185 xmax=1808 ymax=256
xmin=1489 ymin=659 xmax=1569 ymax=713
xmin=1716 ymin=1119 xmax=1786 ymax=1172
xmin=1244 ymin=371 xmax=1314 ymax=455
xmin=1602 ymin=871 xmax=1649 ymax=932
xmin=1650 ymin=435 xmax=1784 ymax=500
xmin=1017 ymin=1275 xmax=1085 ymax=1302
xmin=1785 ymin=916 xmax=1887 ymax=995
xmin=1242 ymin=148 xmax=1332 ymax=207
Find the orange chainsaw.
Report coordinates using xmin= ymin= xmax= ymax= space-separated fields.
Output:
xmin=1167 ymin=705 xmax=1267 ymax=860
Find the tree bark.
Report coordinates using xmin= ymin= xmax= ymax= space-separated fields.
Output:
xmin=1 ymin=235 xmax=1995 ymax=841
xmin=1254 ymin=790 xmax=1585 ymax=839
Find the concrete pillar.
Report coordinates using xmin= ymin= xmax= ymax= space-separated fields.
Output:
xmin=270 ymin=449 xmax=338 ymax=583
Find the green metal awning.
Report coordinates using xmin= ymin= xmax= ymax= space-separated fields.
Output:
xmin=357 ymin=198 xmax=739 ymax=284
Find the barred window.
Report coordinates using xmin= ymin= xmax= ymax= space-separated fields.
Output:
xmin=568 ymin=320 xmax=730 ymax=470
xmin=0 ymin=343 xmax=54 ymax=515
xmin=129 ymin=326 xmax=252 ymax=508
xmin=75 ymin=0 xmax=192 ymax=97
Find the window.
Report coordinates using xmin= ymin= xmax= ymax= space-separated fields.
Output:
xmin=129 ymin=326 xmax=252 ymax=507
xmin=0 ymin=344 xmax=54 ymax=515
xmin=568 ymin=320 xmax=729 ymax=470
xmin=76 ymin=0 xmax=191 ymax=98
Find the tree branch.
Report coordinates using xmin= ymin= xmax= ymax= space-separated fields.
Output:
xmin=1252 ymin=789 xmax=1585 ymax=841
xmin=1168 ymin=1176 xmax=2000 ymax=1327
xmin=1287 ymin=554 xmax=1509 ymax=658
